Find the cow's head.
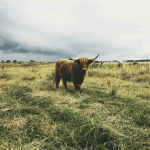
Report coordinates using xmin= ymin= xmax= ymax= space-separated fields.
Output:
xmin=68 ymin=54 xmax=99 ymax=71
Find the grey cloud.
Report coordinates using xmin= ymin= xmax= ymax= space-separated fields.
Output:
xmin=0 ymin=36 xmax=69 ymax=57
xmin=0 ymin=33 xmax=135 ymax=62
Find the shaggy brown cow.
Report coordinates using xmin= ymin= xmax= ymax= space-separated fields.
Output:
xmin=118 ymin=62 xmax=123 ymax=67
xmin=133 ymin=61 xmax=138 ymax=65
xmin=55 ymin=54 xmax=99 ymax=91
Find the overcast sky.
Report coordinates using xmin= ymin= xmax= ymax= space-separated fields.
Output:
xmin=0 ymin=0 xmax=150 ymax=62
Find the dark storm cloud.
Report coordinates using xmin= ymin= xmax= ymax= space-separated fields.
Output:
xmin=0 ymin=38 xmax=18 ymax=51
xmin=0 ymin=33 xmax=133 ymax=61
xmin=0 ymin=36 xmax=69 ymax=57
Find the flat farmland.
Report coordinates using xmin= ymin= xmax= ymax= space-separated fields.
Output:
xmin=0 ymin=62 xmax=150 ymax=150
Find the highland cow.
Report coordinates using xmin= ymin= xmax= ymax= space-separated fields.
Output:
xmin=118 ymin=62 xmax=123 ymax=67
xmin=55 ymin=54 xmax=99 ymax=91
xmin=133 ymin=61 xmax=138 ymax=65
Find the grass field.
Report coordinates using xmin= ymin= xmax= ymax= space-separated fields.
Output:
xmin=0 ymin=62 xmax=150 ymax=150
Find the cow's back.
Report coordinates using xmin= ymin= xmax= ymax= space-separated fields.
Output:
xmin=59 ymin=62 xmax=73 ymax=79
xmin=56 ymin=59 xmax=67 ymax=69
xmin=56 ymin=59 xmax=73 ymax=80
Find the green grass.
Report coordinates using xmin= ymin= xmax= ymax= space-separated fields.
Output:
xmin=0 ymin=62 xmax=150 ymax=149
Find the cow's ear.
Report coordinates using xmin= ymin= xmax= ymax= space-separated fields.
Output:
xmin=88 ymin=59 xmax=94 ymax=64
xmin=74 ymin=59 xmax=80 ymax=64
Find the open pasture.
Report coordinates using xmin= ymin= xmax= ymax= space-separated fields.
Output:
xmin=0 ymin=62 xmax=150 ymax=149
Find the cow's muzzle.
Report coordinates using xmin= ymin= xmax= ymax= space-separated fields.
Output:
xmin=82 ymin=68 xmax=87 ymax=71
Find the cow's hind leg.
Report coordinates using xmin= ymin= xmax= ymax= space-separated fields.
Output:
xmin=55 ymin=75 xmax=60 ymax=88
xmin=63 ymin=80 xmax=67 ymax=88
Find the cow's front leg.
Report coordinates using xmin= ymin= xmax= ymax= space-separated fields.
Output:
xmin=63 ymin=80 xmax=68 ymax=88
xmin=73 ymin=81 xmax=80 ymax=91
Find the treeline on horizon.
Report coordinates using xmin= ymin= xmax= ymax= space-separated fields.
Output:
xmin=1 ymin=59 xmax=150 ymax=63
xmin=0 ymin=60 xmax=54 ymax=63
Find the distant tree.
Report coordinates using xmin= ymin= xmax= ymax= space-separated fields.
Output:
xmin=18 ymin=61 xmax=24 ymax=64
xmin=94 ymin=60 xmax=99 ymax=63
xmin=113 ymin=60 xmax=118 ymax=62
xmin=30 ymin=60 xmax=35 ymax=62
xmin=6 ymin=60 xmax=11 ymax=63
xmin=101 ymin=61 xmax=104 ymax=65
xmin=13 ymin=60 xmax=17 ymax=63
xmin=0 ymin=60 xmax=4 ymax=63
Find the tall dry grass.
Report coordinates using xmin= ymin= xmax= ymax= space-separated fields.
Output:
xmin=0 ymin=62 xmax=149 ymax=149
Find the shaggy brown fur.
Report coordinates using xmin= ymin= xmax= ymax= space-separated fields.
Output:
xmin=55 ymin=54 xmax=99 ymax=91
xmin=133 ymin=61 xmax=138 ymax=65
xmin=118 ymin=62 xmax=123 ymax=67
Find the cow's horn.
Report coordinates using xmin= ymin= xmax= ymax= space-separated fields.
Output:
xmin=68 ymin=56 xmax=74 ymax=60
xmin=93 ymin=54 xmax=99 ymax=60
xmin=68 ymin=54 xmax=99 ymax=60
